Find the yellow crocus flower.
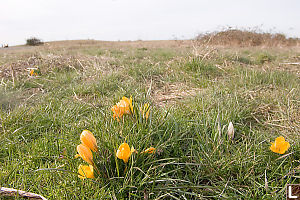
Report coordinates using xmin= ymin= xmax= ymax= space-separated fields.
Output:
xmin=80 ymin=130 xmax=98 ymax=152
xmin=30 ymin=69 xmax=37 ymax=76
xmin=111 ymin=104 xmax=122 ymax=120
xmin=116 ymin=143 xmax=135 ymax=163
xmin=78 ymin=164 xmax=94 ymax=179
xmin=77 ymin=144 xmax=93 ymax=165
xmin=111 ymin=96 xmax=133 ymax=120
xmin=270 ymin=136 xmax=290 ymax=154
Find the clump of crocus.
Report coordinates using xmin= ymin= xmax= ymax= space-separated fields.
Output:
xmin=116 ymin=143 xmax=135 ymax=163
xmin=111 ymin=96 xmax=133 ymax=120
xmin=142 ymin=147 xmax=155 ymax=154
xmin=140 ymin=103 xmax=150 ymax=120
xmin=80 ymin=130 xmax=98 ymax=152
xmin=78 ymin=164 xmax=94 ymax=179
xmin=227 ymin=122 xmax=234 ymax=139
xmin=76 ymin=130 xmax=99 ymax=179
xmin=270 ymin=136 xmax=290 ymax=154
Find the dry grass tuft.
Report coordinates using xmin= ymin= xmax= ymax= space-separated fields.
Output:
xmin=152 ymin=83 xmax=200 ymax=107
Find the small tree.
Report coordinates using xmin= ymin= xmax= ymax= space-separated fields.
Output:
xmin=26 ymin=37 xmax=44 ymax=46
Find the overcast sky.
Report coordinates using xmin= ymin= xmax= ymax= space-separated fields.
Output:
xmin=1 ymin=0 xmax=299 ymax=45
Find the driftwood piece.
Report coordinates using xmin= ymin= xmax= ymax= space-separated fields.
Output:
xmin=0 ymin=187 xmax=47 ymax=199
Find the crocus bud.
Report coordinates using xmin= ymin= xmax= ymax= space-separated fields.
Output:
xmin=228 ymin=122 xmax=234 ymax=139
xmin=80 ymin=130 xmax=98 ymax=152
xmin=78 ymin=164 xmax=94 ymax=179
xmin=77 ymin=144 xmax=93 ymax=165
xmin=140 ymin=103 xmax=150 ymax=120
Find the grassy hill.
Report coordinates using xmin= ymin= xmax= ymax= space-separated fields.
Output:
xmin=0 ymin=40 xmax=299 ymax=199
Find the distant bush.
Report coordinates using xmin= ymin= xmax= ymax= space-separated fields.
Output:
xmin=196 ymin=29 xmax=300 ymax=47
xmin=26 ymin=37 xmax=44 ymax=46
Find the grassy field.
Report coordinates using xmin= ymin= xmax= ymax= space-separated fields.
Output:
xmin=0 ymin=40 xmax=299 ymax=199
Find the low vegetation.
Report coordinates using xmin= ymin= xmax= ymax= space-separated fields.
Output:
xmin=0 ymin=37 xmax=299 ymax=199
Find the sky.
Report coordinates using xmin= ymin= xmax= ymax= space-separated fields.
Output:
xmin=1 ymin=0 xmax=300 ymax=46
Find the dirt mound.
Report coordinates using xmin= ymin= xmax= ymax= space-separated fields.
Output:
xmin=196 ymin=29 xmax=300 ymax=47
